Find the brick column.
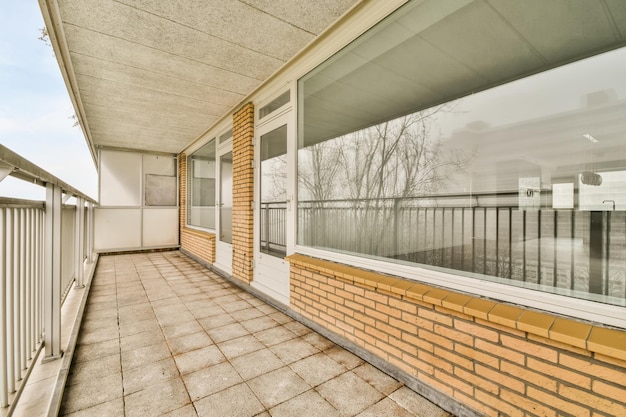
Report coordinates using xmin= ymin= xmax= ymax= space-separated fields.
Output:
xmin=232 ymin=103 xmax=255 ymax=283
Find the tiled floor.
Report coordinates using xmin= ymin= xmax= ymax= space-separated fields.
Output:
xmin=60 ymin=251 xmax=451 ymax=417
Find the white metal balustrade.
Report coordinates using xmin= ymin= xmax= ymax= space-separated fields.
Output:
xmin=0 ymin=145 xmax=96 ymax=414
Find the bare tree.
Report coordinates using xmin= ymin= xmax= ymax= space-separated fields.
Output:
xmin=297 ymin=102 xmax=474 ymax=256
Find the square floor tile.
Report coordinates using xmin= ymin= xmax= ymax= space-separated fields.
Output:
xmin=162 ymin=404 xmax=199 ymax=417
xmin=194 ymin=383 xmax=265 ymax=417
xmin=254 ymin=326 xmax=297 ymax=347
xmin=62 ymin=397 xmax=124 ymax=417
xmin=206 ymin=323 xmax=249 ymax=343
xmin=73 ymin=339 xmax=120 ymax=364
xmin=121 ymin=341 xmax=172 ymax=370
xmin=120 ymin=329 xmax=165 ymax=352
xmin=388 ymin=386 xmax=452 ymax=417
xmin=317 ymin=372 xmax=383 ymax=416
xmin=241 ymin=316 xmax=279 ymax=333
xmin=324 ymin=345 xmax=364 ymax=370
xmin=199 ymin=314 xmax=236 ymax=331
xmin=355 ymin=397 xmax=415 ymax=417
xmin=174 ymin=345 xmax=226 ymax=375
xmin=182 ymin=362 xmax=242 ymax=401
xmin=353 ymin=362 xmax=403 ymax=395
xmin=162 ymin=321 xmax=204 ymax=340
xmin=230 ymin=307 xmax=265 ymax=322
xmin=61 ymin=372 xmax=123 ymax=414
xmin=67 ymin=353 xmax=121 ymax=386
xmin=247 ymin=366 xmax=310 ymax=408
xmin=168 ymin=331 xmax=213 ymax=355
xmin=270 ymin=338 xmax=319 ymax=364
xmin=230 ymin=348 xmax=284 ymax=381
xmin=217 ymin=335 xmax=264 ymax=359
xmin=269 ymin=389 xmax=340 ymax=417
xmin=124 ymin=377 xmax=190 ymax=417
xmin=289 ymin=353 xmax=347 ymax=387
xmin=122 ymin=357 xmax=179 ymax=395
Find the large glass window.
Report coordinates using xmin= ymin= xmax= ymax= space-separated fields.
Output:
xmin=187 ymin=139 xmax=216 ymax=229
xmin=297 ymin=0 xmax=626 ymax=307
xmin=260 ymin=125 xmax=288 ymax=257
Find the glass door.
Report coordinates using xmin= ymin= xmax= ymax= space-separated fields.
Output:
xmin=253 ymin=113 xmax=293 ymax=305
xmin=215 ymin=144 xmax=233 ymax=275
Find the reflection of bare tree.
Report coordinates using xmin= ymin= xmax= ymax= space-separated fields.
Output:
xmin=298 ymin=104 xmax=473 ymax=256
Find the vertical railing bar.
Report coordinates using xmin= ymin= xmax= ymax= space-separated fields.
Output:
xmin=461 ymin=207 xmax=465 ymax=271
xmin=35 ymin=210 xmax=40 ymax=345
xmin=483 ymin=208 xmax=487 ymax=275
xmin=25 ymin=209 xmax=32 ymax=361
xmin=605 ymin=211 xmax=611 ymax=296
xmin=14 ymin=208 xmax=23 ymax=382
xmin=523 ymin=210 xmax=527 ymax=282
xmin=571 ymin=210 xmax=575 ymax=290
xmin=472 ymin=207 xmax=476 ymax=273
xmin=553 ymin=210 xmax=558 ymax=288
xmin=508 ymin=207 xmax=512 ymax=279
xmin=441 ymin=207 xmax=445 ymax=267
xmin=538 ymin=210 xmax=542 ymax=285
xmin=1 ymin=208 xmax=8 ymax=408
xmin=431 ymin=208 xmax=436 ymax=265
xmin=496 ymin=208 xmax=500 ymax=277
xmin=20 ymin=208 xmax=27 ymax=369
xmin=6 ymin=208 xmax=15 ymax=393
xmin=451 ymin=208 xmax=455 ymax=269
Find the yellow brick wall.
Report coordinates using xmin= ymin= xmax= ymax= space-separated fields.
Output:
xmin=232 ymin=103 xmax=255 ymax=283
xmin=288 ymin=254 xmax=626 ymax=417
xmin=178 ymin=152 xmax=216 ymax=264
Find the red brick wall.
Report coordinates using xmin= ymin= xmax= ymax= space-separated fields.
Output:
xmin=288 ymin=254 xmax=626 ymax=417
xmin=232 ymin=103 xmax=255 ymax=283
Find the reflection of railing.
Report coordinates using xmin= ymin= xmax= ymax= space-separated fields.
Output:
xmin=260 ymin=201 xmax=287 ymax=256
xmin=0 ymin=145 xmax=96 ymax=411
xmin=298 ymin=192 xmax=626 ymax=303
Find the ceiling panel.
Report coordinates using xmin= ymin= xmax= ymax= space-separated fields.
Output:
xmin=49 ymin=0 xmax=360 ymax=155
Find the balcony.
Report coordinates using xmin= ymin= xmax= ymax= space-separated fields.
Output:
xmin=0 ymin=146 xmax=448 ymax=416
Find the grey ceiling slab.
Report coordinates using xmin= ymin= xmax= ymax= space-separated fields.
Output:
xmin=115 ymin=0 xmax=316 ymax=61
xmin=239 ymin=0 xmax=360 ymax=34
xmin=71 ymin=54 xmax=244 ymax=105
xmin=53 ymin=0 xmax=359 ymax=155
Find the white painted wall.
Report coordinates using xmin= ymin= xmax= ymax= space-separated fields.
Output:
xmin=95 ymin=149 xmax=178 ymax=251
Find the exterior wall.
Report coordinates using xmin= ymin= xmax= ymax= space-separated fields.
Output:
xmin=179 ymin=152 xmax=216 ymax=264
xmin=232 ymin=103 xmax=255 ymax=283
xmin=288 ymin=254 xmax=626 ymax=417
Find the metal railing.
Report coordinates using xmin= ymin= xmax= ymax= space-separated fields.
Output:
xmin=260 ymin=201 xmax=287 ymax=256
xmin=263 ymin=191 xmax=626 ymax=303
xmin=0 ymin=145 xmax=96 ymax=413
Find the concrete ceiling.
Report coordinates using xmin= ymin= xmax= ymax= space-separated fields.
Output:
xmin=40 ymin=0 xmax=360 ymax=159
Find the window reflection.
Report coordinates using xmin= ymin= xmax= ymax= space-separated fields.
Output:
xmin=298 ymin=41 xmax=626 ymax=306
xmin=188 ymin=139 xmax=216 ymax=229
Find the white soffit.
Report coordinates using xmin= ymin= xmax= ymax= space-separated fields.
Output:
xmin=42 ymin=0 xmax=360 ymax=156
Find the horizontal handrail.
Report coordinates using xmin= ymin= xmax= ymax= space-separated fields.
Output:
xmin=0 ymin=198 xmax=45 ymax=209
xmin=0 ymin=145 xmax=96 ymax=204
xmin=1 ymin=146 xmax=96 ymax=413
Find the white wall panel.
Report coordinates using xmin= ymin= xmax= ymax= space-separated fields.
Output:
xmin=100 ymin=150 xmax=142 ymax=206
xmin=142 ymin=208 xmax=178 ymax=247
xmin=94 ymin=208 xmax=142 ymax=250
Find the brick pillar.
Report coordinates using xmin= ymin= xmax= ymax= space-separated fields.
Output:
xmin=232 ymin=103 xmax=255 ymax=283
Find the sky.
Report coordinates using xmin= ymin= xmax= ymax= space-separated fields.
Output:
xmin=0 ymin=1 xmax=97 ymax=201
